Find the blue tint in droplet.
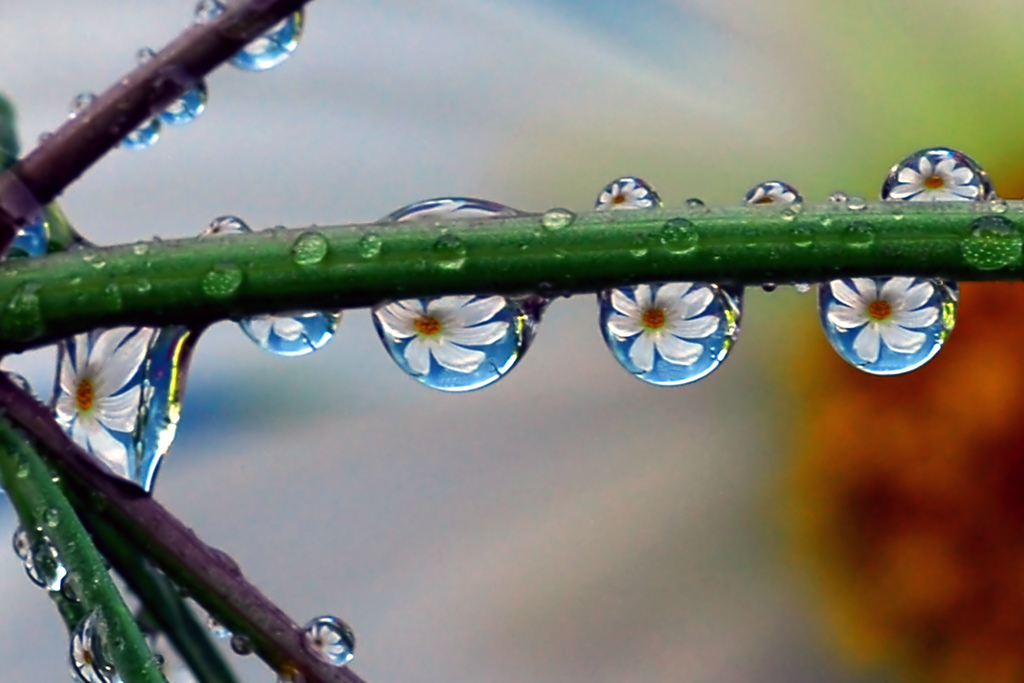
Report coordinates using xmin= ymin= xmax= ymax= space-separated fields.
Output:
xmin=121 ymin=118 xmax=161 ymax=150
xmin=381 ymin=197 xmax=523 ymax=223
xmin=744 ymin=180 xmax=802 ymax=205
xmin=240 ymin=311 xmax=342 ymax=357
xmin=599 ymin=283 xmax=740 ymax=386
xmin=594 ymin=176 xmax=662 ymax=210
xmin=818 ymin=277 xmax=956 ymax=376
xmin=881 ymin=147 xmax=993 ymax=202
xmin=160 ymin=80 xmax=207 ymax=126
xmin=304 ymin=616 xmax=356 ymax=667
xmin=10 ymin=215 xmax=48 ymax=258
xmin=231 ymin=12 xmax=305 ymax=72
xmin=373 ymin=295 xmax=533 ymax=392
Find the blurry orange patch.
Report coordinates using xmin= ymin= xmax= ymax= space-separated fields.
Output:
xmin=789 ymin=281 xmax=1024 ymax=682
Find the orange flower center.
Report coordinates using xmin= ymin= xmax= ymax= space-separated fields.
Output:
xmin=642 ymin=308 xmax=666 ymax=330
xmin=76 ymin=379 xmax=95 ymax=412
xmin=924 ymin=174 xmax=944 ymax=189
xmin=612 ymin=193 xmax=626 ymax=204
xmin=867 ymin=300 xmax=892 ymax=321
xmin=415 ymin=316 xmax=442 ymax=336
xmin=754 ymin=195 xmax=774 ymax=204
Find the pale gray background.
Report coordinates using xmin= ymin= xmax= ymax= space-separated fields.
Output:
xmin=0 ymin=2 xmax=876 ymax=681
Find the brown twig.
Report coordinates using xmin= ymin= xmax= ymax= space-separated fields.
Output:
xmin=0 ymin=0 xmax=314 ymax=253
xmin=0 ymin=373 xmax=366 ymax=683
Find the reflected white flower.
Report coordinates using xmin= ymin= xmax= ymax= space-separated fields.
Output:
xmin=596 ymin=177 xmax=656 ymax=209
xmin=244 ymin=313 xmax=307 ymax=342
xmin=70 ymin=613 xmax=115 ymax=683
xmin=745 ymin=180 xmax=800 ymax=205
xmin=888 ymin=154 xmax=980 ymax=201
xmin=54 ymin=328 xmax=153 ymax=477
xmin=827 ymin=277 xmax=939 ymax=363
xmin=305 ymin=616 xmax=355 ymax=666
xmin=374 ymin=295 xmax=508 ymax=375
xmin=606 ymin=283 xmax=719 ymax=372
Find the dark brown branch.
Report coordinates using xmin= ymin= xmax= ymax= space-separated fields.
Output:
xmin=0 ymin=373 xmax=366 ymax=683
xmin=0 ymin=0 xmax=314 ymax=253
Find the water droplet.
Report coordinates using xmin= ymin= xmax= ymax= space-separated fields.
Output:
xmin=61 ymin=576 xmax=79 ymax=603
xmin=780 ymin=207 xmax=799 ymax=221
xmin=963 ymin=215 xmax=1022 ymax=270
xmin=208 ymin=1 xmax=306 ymax=73
xmin=431 ymin=233 xmax=467 ymax=270
xmin=841 ymin=221 xmax=876 ymax=248
xmin=82 ymin=252 xmax=107 ymax=269
xmin=69 ymin=93 xmax=96 ymax=118
xmin=5 ymin=370 xmax=33 ymax=395
xmin=207 ymin=615 xmax=231 ymax=640
xmin=291 ymin=231 xmax=329 ymax=266
xmin=160 ymin=80 xmax=208 ymax=126
xmin=658 ymin=218 xmax=699 ymax=255
xmin=121 ymin=117 xmax=161 ymax=150
xmin=357 ymin=232 xmax=382 ymax=259
xmin=9 ymin=214 xmax=49 ymax=258
xmin=201 ymin=264 xmax=243 ymax=299
xmin=70 ymin=611 xmax=119 ymax=683
xmin=136 ymin=47 xmax=156 ymax=64
xmin=382 ymin=197 xmax=522 ymax=223
xmin=599 ymin=282 xmax=741 ymax=386
xmin=1 ymin=283 xmax=44 ymax=341
xmin=304 ymin=616 xmax=355 ymax=667
xmin=541 ymin=208 xmax=575 ymax=231
xmin=230 ymin=634 xmax=253 ymax=656
xmin=594 ymin=176 xmax=662 ymax=210
xmin=131 ymin=243 xmax=149 ymax=256
xmin=202 ymin=215 xmax=251 ymax=237
xmin=744 ymin=180 xmax=802 ymax=205
xmin=828 ymin=191 xmax=850 ymax=203
xmin=26 ymin=535 xmax=67 ymax=591
xmin=43 ymin=507 xmax=60 ymax=528
xmin=685 ymin=198 xmax=707 ymax=211
xmin=881 ymin=147 xmax=993 ymax=202
xmin=373 ymin=295 xmax=537 ymax=392
xmin=793 ymin=283 xmax=813 ymax=294
xmin=192 ymin=0 xmax=222 ymax=23
xmin=12 ymin=526 xmax=30 ymax=560
xmin=240 ymin=310 xmax=342 ymax=357
xmin=845 ymin=196 xmax=866 ymax=211
xmin=818 ymin=277 xmax=956 ymax=375
xmin=989 ymin=198 xmax=1009 ymax=214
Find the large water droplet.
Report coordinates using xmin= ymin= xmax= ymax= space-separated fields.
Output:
xmin=818 ymin=277 xmax=956 ymax=375
xmin=881 ymin=147 xmax=993 ymax=202
xmin=240 ymin=311 xmax=342 ymax=357
xmin=541 ymin=208 xmax=575 ymax=231
xmin=373 ymin=295 xmax=535 ymax=392
xmin=160 ymin=80 xmax=208 ymax=126
xmin=201 ymin=215 xmax=250 ymax=237
xmin=70 ymin=611 xmax=119 ymax=683
xmin=594 ymin=176 xmax=662 ymax=210
xmin=599 ymin=283 xmax=741 ymax=386
xmin=291 ymin=231 xmax=329 ymax=266
xmin=962 ymin=215 xmax=1022 ymax=270
xmin=381 ymin=197 xmax=522 ymax=223
xmin=744 ymin=180 xmax=802 ymax=205
xmin=10 ymin=215 xmax=49 ymax=258
xmin=194 ymin=0 xmax=304 ymax=72
xmin=26 ymin=535 xmax=67 ymax=591
xmin=230 ymin=634 xmax=253 ymax=656
xmin=121 ymin=118 xmax=161 ymax=150
xmin=304 ymin=616 xmax=355 ymax=667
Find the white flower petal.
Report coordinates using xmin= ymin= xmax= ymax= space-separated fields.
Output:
xmin=949 ymin=184 xmax=979 ymax=199
xmin=245 ymin=316 xmax=274 ymax=342
xmin=666 ymin=314 xmax=718 ymax=340
xmin=70 ymin=418 xmax=92 ymax=453
xmin=95 ymin=387 xmax=141 ymax=433
xmin=59 ymin=342 xmax=79 ymax=395
xmin=934 ymin=157 xmax=957 ymax=177
xmin=403 ymin=338 xmax=432 ymax=375
xmin=394 ymin=298 xmax=425 ymax=317
xmin=88 ymin=328 xmax=134 ymax=367
xmin=426 ymin=295 xmax=475 ymax=317
xmin=655 ymin=334 xmax=704 ymax=366
xmin=888 ymin=184 xmax=922 ymax=200
xmin=892 ymin=306 xmax=938 ymax=330
xmin=897 ymin=167 xmax=923 ymax=184
xmin=653 ymin=282 xmax=694 ymax=309
xmin=633 ymin=284 xmax=653 ymax=310
xmin=628 ymin=334 xmax=656 ymax=372
xmin=86 ymin=424 xmax=130 ymax=476
xmin=271 ymin=316 xmax=306 ymax=341
xmin=898 ymin=281 xmax=934 ymax=312
xmin=431 ymin=340 xmax=486 ymax=373
xmin=830 ymin=280 xmax=864 ymax=309
xmin=879 ymin=276 xmax=914 ymax=301
xmin=93 ymin=328 xmax=152 ymax=397
xmin=606 ymin=313 xmax=643 ymax=338
xmin=445 ymin=321 xmax=508 ymax=346
xmin=448 ymin=296 xmax=505 ymax=327
xmin=878 ymin=324 xmax=927 ymax=354
xmin=851 ymin=278 xmax=878 ymax=301
xmin=674 ymin=286 xmax=714 ymax=319
xmin=916 ymin=156 xmax=934 ymax=178
xmin=852 ymin=325 xmax=881 ymax=364
xmin=73 ymin=333 xmax=90 ymax=379
xmin=54 ymin=393 xmax=77 ymax=425
xmin=375 ymin=304 xmax=417 ymax=338
xmin=610 ymin=288 xmax=642 ymax=318
xmin=828 ymin=303 xmax=868 ymax=330
xmin=948 ymin=166 xmax=975 ymax=185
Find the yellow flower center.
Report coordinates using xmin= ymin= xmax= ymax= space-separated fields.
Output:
xmin=924 ymin=174 xmax=944 ymax=189
xmin=76 ymin=379 xmax=95 ymax=413
xmin=415 ymin=316 xmax=442 ymax=336
xmin=867 ymin=300 xmax=892 ymax=321
xmin=642 ymin=308 xmax=666 ymax=330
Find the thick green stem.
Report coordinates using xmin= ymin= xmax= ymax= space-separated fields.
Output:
xmin=0 ymin=201 xmax=1020 ymax=352
xmin=0 ymin=418 xmax=165 ymax=683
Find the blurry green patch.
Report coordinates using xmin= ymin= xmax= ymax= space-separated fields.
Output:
xmin=0 ymin=93 xmax=19 ymax=171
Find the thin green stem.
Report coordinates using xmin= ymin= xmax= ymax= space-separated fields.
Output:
xmin=0 ymin=418 xmax=165 ymax=683
xmin=0 ymin=200 xmax=1020 ymax=352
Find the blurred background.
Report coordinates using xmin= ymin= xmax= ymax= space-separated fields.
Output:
xmin=3 ymin=1 xmax=1024 ymax=681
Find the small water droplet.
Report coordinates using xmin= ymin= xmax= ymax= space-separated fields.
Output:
xmin=201 ymin=264 xmax=243 ymax=299
xmin=82 ymin=252 xmax=106 ymax=269
xmin=136 ymin=47 xmax=156 ymax=64
xmin=5 ymin=370 xmax=33 ymax=395
xmin=658 ymin=218 xmax=699 ymax=255
xmin=207 ymin=615 xmax=231 ymax=640
xmin=193 ymin=0 xmax=221 ymax=23
xmin=26 ymin=535 xmax=66 ymax=591
xmin=373 ymin=295 xmax=537 ymax=392
xmin=842 ymin=221 xmax=875 ymax=248
xmin=744 ymin=180 xmax=802 ymax=205
xmin=196 ymin=0 xmax=305 ymax=73
xmin=202 ymin=215 xmax=252 ymax=237
xmin=60 ymin=576 xmax=79 ymax=603
xmin=121 ymin=117 xmax=161 ymax=150
xmin=793 ymin=283 xmax=813 ymax=294
xmin=828 ymin=191 xmax=849 ymax=204
xmin=431 ymin=233 xmax=467 ymax=270
xmin=541 ymin=208 xmax=575 ymax=231
xmin=599 ymin=282 xmax=741 ymax=386
xmin=69 ymin=93 xmax=96 ymax=118
xmin=230 ymin=634 xmax=253 ymax=656
xmin=846 ymin=196 xmax=867 ymax=211
xmin=291 ymin=231 xmax=329 ymax=266
xmin=160 ymin=80 xmax=208 ymax=126
xmin=1 ymin=283 xmax=44 ymax=341
xmin=71 ymin=611 xmax=119 ymax=683
xmin=962 ymin=215 xmax=1022 ymax=270
xmin=132 ymin=243 xmax=149 ymax=256
xmin=685 ymin=198 xmax=707 ymax=211
xmin=357 ymin=232 xmax=382 ymax=259
xmin=12 ymin=526 xmax=30 ymax=560
xmin=43 ymin=507 xmax=60 ymax=528
xmin=780 ymin=207 xmax=799 ymax=221
xmin=10 ymin=214 xmax=49 ymax=258
xmin=989 ymin=198 xmax=1009 ymax=214
xmin=134 ymin=279 xmax=153 ymax=295
xmin=240 ymin=311 xmax=342 ymax=357
xmin=594 ymin=176 xmax=662 ymax=210
xmin=818 ymin=277 xmax=956 ymax=375
xmin=304 ymin=616 xmax=355 ymax=667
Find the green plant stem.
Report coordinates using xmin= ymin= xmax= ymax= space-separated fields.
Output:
xmin=0 ymin=0 xmax=316 ymax=251
xmin=0 ymin=376 xmax=367 ymax=683
xmin=0 ymin=200 xmax=1020 ymax=352
xmin=0 ymin=418 xmax=165 ymax=683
